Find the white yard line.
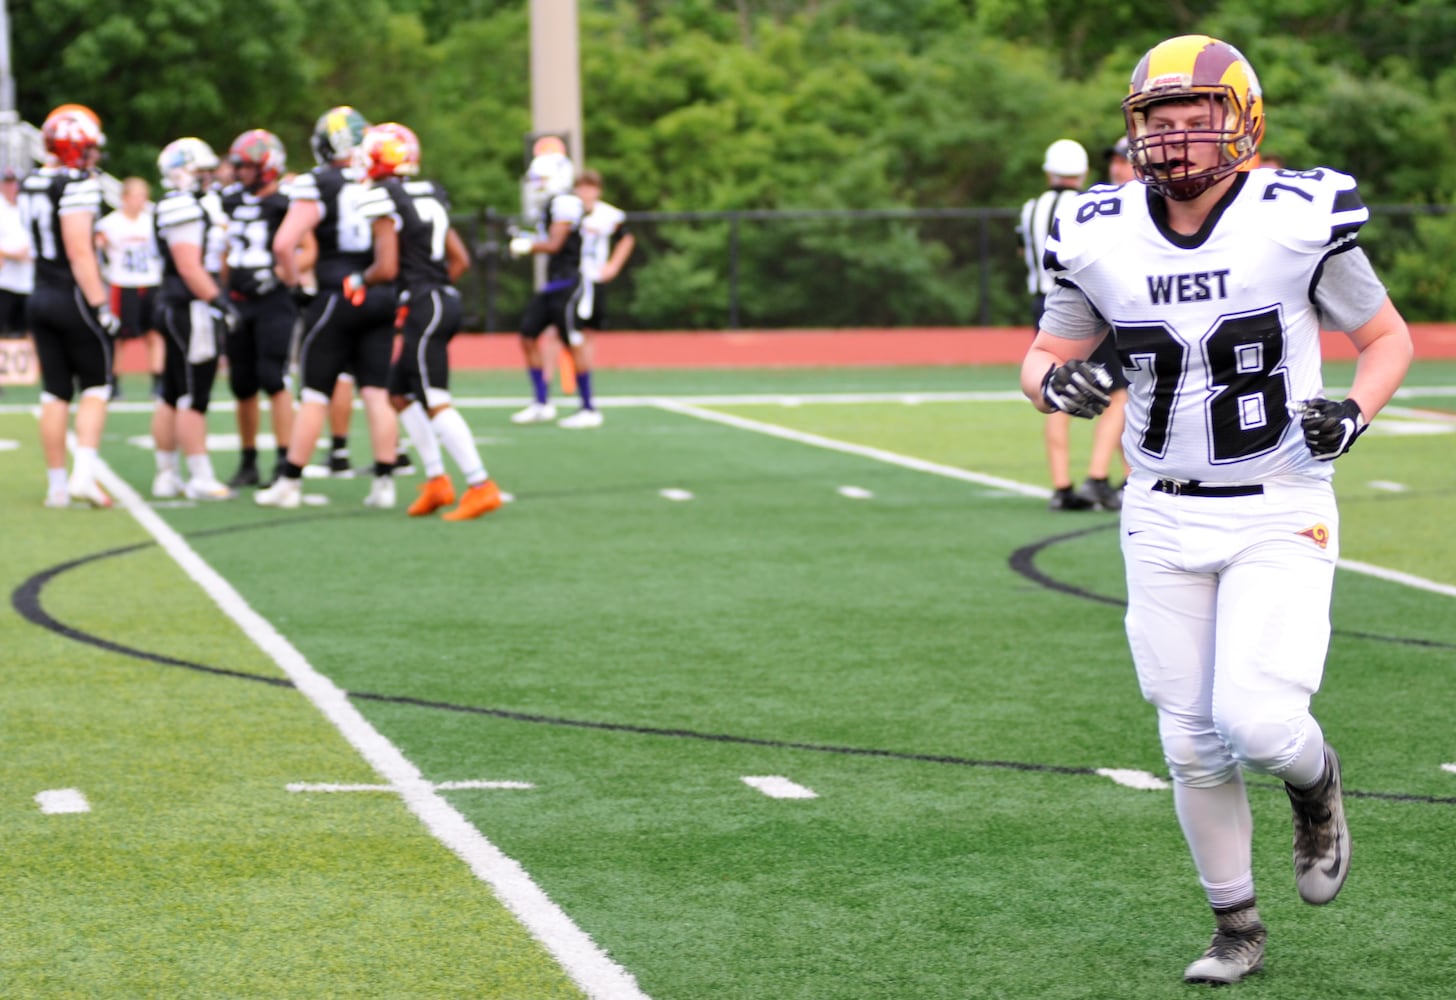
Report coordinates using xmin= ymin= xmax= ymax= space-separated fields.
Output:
xmin=654 ymin=399 xmax=1456 ymax=599
xmin=92 ymin=462 xmax=650 ymax=1000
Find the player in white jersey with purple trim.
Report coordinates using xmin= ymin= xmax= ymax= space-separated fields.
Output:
xmin=1020 ymin=34 xmax=1413 ymax=986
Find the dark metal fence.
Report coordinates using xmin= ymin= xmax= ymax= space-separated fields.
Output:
xmin=454 ymin=203 xmax=1456 ymax=333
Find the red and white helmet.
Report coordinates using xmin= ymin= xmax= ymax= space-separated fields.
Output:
xmin=43 ymin=104 xmax=105 ymax=170
xmin=359 ymin=123 xmax=421 ymax=181
xmin=228 ymin=129 xmax=287 ymax=191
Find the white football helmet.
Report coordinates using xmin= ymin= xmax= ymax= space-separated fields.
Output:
xmin=158 ymin=137 xmax=220 ymax=192
xmin=526 ymin=151 xmax=575 ymax=200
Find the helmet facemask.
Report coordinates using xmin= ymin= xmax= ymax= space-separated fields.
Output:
xmin=1124 ymin=90 xmax=1260 ymax=201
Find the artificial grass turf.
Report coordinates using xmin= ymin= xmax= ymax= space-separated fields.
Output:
xmin=7 ymin=363 xmax=1455 ymax=999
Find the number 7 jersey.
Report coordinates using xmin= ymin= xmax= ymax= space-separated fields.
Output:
xmin=1043 ymin=167 xmax=1380 ymax=484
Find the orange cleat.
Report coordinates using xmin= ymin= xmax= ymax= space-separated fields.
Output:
xmin=407 ymin=474 xmax=455 ymax=517
xmin=441 ymin=479 xmax=503 ymax=521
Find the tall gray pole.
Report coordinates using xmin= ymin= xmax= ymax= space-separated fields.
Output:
xmin=0 ymin=0 xmax=14 ymax=114
xmin=529 ymin=0 xmax=584 ymax=169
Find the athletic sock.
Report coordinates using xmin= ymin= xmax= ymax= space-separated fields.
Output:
xmin=279 ymin=460 xmax=304 ymax=481
xmin=47 ymin=467 xmax=67 ymax=493
xmin=431 ymin=407 xmax=487 ymax=486
xmin=1174 ymin=775 xmax=1254 ymax=890
xmin=186 ymin=453 xmax=217 ymax=483
xmin=372 ymin=460 xmax=395 ymax=478
xmin=577 ymin=371 xmax=594 ymax=411
xmin=399 ymin=401 xmax=446 ymax=478
xmin=155 ymin=450 xmax=179 ymax=475
xmin=72 ymin=446 xmax=98 ymax=483
xmin=331 ymin=435 xmax=348 ymax=454
xmin=529 ymin=367 xmax=548 ymax=405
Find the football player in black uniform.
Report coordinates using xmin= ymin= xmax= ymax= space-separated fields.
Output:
xmin=346 ymin=122 xmax=502 ymax=521
xmin=20 ymin=105 xmax=118 ymax=507
xmin=263 ymin=106 xmax=399 ymax=508
xmin=221 ymin=129 xmax=306 ymax=488
xmin=150 ymin=137 xmax=240 ymax=501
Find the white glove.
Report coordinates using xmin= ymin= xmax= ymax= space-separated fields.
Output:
xmin=508 ymin=236 xmax=534 ymax=259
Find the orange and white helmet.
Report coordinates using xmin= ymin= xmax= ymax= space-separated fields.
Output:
xmin=359 ymin=122 xmax=420 ymax=181
xmin=1123 ymin=35 xmax=1265 ymax=201
xmin=229 ymin=129 xmax=287 ymax=190
xmin=42 ymin=104 xmax=105 ymax=170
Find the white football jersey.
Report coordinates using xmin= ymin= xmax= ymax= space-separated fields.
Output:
xmin=96 ymin=207 xmax=163 ymax=287
xmin=1044 ymin=167 xmax=1376 ymax=484
xmin=579 ymin=200 xmax=627 ymax=282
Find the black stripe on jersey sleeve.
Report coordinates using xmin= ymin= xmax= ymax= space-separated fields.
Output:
xmin=1333 ymin=187 xmax=1365 ymax=213
xmin=1042 ymin=217 xmax=1065 ymax=272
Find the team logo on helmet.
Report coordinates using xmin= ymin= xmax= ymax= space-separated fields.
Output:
xmin=158 ymin=137 xmax=220 ymax=193
xmin=1122 ymin=34 xmax=1265 ymax=201
xmin=42 ymin=105 xmax=105 ymax=170
xmin=311 ymin=106 xmax=370 ymax=166
xmin=229 ymin=129 xmax=287 ymax=192
xmin=359 ymin=123 xmax=421 ymax=181
xmin=1297 ymin=524 xmax=1330 ymax=550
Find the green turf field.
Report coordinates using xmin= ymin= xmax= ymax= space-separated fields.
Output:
xmin=3 ymin=361 xmax=1454 ymax=999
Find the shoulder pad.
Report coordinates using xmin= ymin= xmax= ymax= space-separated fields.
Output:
xmin=549 ymin=193 xmax=584 ymax=225
xmin=1247 ymin=167 xmax=1368 ymax=251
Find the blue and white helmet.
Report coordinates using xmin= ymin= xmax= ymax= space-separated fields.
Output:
xmin=158 ymin=137 xmax=220 ymax=192
xmin=526 ymin=151 xmax=575 ymax=200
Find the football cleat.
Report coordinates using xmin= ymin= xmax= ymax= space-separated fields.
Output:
xmin=441 ymin=480 xmax=503 ymax=522
xmin=255 ymin=476 xmax=302 ymax=509
xmin=363 ymin=475 xmax=396 ymax=509
xmin=1184 ymin=917 xmax=1266 ymax=985
xmin=407 ymin=474 xmax=455 ymax=517
xmin=68 ymin=476 xmax=113 ymax=509
xmin=510 ymin=402 xmax=557 ymax=425
xmin=1287 ymin=744 xmax=1351 ymax=905
xmin=152 ymin=470 xmax=184 ymax=499
xmin=184 ymin=478 xmax=235 ymax=501
xmin=226 ymin=464 xmax=260 ymax=489
xmin=558 ymin=408 xmax=604 ymax=429
xmin=1048 ymin=486 xmax=1094 ymax=511
xmin=1074 ymin=477 xmax=1123 ymax=511
xmin=44 ymin=490 xmax=71 ymax=509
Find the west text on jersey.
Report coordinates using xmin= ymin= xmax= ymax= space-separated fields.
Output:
xmin=1147 ymin=269 xmax=1231 ymax=305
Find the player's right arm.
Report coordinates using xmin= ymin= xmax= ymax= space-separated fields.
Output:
xmin=273 ymin=200 xmax=321 ymax=288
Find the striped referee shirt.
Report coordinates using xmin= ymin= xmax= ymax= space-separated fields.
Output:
xmin=1018 ymin=186 xmax=1081 ymax=296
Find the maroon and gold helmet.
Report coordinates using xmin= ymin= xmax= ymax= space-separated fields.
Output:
xmin=1123 ymin=35 xmax=1265 ymax=201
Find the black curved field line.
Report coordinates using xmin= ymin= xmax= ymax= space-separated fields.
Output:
xmin=1008 ymin=523 xmax=1456 ymax=650
xmin=10 ymin=525 xmax=1456 ymax=806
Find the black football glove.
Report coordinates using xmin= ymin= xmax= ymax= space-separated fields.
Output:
xmin=1294 ymin=397 xmax=1366 ymax=461
xmin=1041 ymin=360 xmax=1114 ymax=419
xmin=208 ymin=294 xmax=241 ymax=335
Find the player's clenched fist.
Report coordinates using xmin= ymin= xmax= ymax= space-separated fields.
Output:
xmin=1292 ymin=397 xmax=1366 ymax=461
xmin=1041 ymin=360 xmax=1114 ymax=418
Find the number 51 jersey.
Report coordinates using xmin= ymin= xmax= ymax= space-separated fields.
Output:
xmin=1043 ymin=167 xmax=1377 ymax=484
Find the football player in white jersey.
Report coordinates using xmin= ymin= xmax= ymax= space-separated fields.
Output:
xmin=1019 ymin=35 xmax=1413 ymax=986
xmin=95 ymin=177 xmax=163 ymax=399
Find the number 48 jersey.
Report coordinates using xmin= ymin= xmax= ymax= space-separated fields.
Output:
xmin=1042 ymin=167 xmax=1384 ymax=484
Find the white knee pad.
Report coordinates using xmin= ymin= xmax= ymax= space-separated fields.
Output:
xmin=1218 ymin=713 xmax=1314 ymax=778
xmin=1158 ymin=711 xmax=1240 ymax=788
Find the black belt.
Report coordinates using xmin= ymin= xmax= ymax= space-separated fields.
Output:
xmin=1151 ymin=479 xmax=1264 ymax=498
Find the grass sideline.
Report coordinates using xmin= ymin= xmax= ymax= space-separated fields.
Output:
xmin=3 ymin=361 xmax=1455 ymax=999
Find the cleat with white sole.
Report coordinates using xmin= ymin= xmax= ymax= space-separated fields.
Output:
xmin=510 ymin=402 xmax=557 ymax=425
xmin=255 ymin=476 xmax=302 ymax=509
xmin=1184 ymin=903 xmax=1266 ymax=985
xmin=44 ymin=490 xmax=71 ymax=509
xmin=152 ymin=470 xmax=184 ymax=499
xmin=68 ymin=476 xmax=113 ymax=509
xmin=184 ymin=478 xmax=236 ymax=501
xmin=1287 ymin=743 xmax=1351 ymax=905
xmin=558 ymin=408 xmax=603 ymax=429
xmin=363 ymin=476 xmax=396 ymax=509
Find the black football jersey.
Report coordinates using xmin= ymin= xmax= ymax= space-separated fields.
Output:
xmin=222 ymin=189 xmax=291 ymax=296
xmin=358 ymin=177 xmax=454 ymax=290
xmin=18 ymin=167 xmax=102 ymax=288
xmin=285 ymin=164 xmax=373 ymax=284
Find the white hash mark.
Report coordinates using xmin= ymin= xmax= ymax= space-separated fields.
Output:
xmin=742 ymin=775 xmax=819 ymax=799
xmin=1096 ymin=768 xmax=1170 ymax=791
xmin=35 ymin=788 xmax=91 ymax=814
